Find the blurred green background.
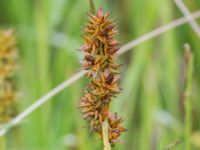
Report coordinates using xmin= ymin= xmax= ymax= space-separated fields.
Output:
xmin=0 ymin=0 xmax=200 ymax=149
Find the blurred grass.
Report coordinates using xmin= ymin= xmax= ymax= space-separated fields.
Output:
xmin=0 ymin=0 xmax=200 ymax=150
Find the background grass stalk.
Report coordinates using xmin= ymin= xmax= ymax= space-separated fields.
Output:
xmin=0 ymin=136 xmax=6 ymax=150
xmin=174 ymin=0 xmax=200 ymax=37
xmin=102 ymin=119 xmax=111 ymax=150
xmin=163 ymin=139 xmax=182 ymax=150
xmin=183 ymin=44 xmax=194 ymax=150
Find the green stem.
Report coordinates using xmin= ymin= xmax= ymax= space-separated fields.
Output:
xmin=0 ymin=136 xmax=6 ymax=150
xmin=183 ymin=44 xmax=194 ymax=150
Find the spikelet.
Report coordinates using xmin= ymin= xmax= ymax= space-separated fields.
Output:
xmin=79 ymin=8 xmax=126 ymax=145
xmin=0 ymin=30 xmax=18 ymax=123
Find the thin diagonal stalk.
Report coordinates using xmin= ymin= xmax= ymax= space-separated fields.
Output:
xmin=117 ymin=11 xmax=200 ymax=55
xmin=0 ymin=11 xmax=200 ymax=137
xmin=175 ymin=0 xmax=200 ymax=37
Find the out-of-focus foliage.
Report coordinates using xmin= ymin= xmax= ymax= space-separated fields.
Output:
xmin=0 ymin=0 xmax=200 ymax=150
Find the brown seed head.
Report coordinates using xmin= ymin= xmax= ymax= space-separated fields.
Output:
xmin=0 ymin=30 xmax=18 ymax=123
xmin=79 ymin=8 xmax=126 ymax=146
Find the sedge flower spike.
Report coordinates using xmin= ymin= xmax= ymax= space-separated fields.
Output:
xmin=79 ymin=8 xmax=126 ymax=145
xmin=0 ymin=30 xmax=19 ymax=123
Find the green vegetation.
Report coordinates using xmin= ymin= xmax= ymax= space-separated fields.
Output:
xmin=0 ymin=0 xmax=200 ymax=149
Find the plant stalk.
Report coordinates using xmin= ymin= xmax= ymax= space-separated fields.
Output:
xmin=102 ymin=119 xmax=111 ymax=150
xmin=0 ymin=136 xmax=6 ymax=150
xmin=183 ymin=44 xmax=194 ymax=150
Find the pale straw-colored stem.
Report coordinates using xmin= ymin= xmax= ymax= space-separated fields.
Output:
xmin=0 ymin=11 xmax=200 ymax=137
xmin=174 ymin=0 xmax=200 ymax=37
xmin=117 ymin=11 xmax=200 ymax=55
xmin=102 ymin=119 xmax=111 ymax=150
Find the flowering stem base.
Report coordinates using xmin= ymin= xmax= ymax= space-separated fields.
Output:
xmin=102 ymin=119 xmax=111 ymax=150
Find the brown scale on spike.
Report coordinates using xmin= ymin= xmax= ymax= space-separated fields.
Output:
xmin=79 ymin=8 xmax=126 ymax=145
xmin=0 ymin=30 xmax=19 ymax=123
